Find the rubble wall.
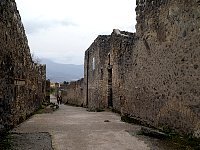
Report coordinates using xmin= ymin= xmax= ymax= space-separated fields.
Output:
xmin=62 ymin=78 xmax=84 ymax=106
xmin=83 ymin=36 xmax=111 ymax=111
xmin=0 ymin=0 xmax=46 ymax=132
xmin=121 ymin=0 xmax=200 ymax=136
xmin=61 ymin=0 xmax=200 ymax=137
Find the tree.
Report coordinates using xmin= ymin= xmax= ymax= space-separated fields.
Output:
xmin=63 ymin=81 xmax=69 ymax=85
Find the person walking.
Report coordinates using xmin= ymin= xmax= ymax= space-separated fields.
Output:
xmin=57 ymin=90 xmax=62 ymax=104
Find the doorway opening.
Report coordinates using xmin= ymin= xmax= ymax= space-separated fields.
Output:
xmin=108 ymin=67 xmax=113 ymax=107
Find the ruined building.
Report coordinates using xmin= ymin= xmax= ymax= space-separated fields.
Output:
xmin=62 ymin=0 xmax=200 ymax=138
xmin=62 ymin=78 xmax=84 ymax=106
xmin=0 ymin=0 xmax=48 ymax=133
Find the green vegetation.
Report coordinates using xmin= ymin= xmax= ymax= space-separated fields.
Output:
xmin=0 ymin=134 xmax=13 ymax=150
xmin=50 ymin=87 xmax=55 ymax=94
xmin=163 ymin=129 xmax=200 ymax=150
xmin=95 ymin=108 xmax=105 ymax=112
xmin=35 ymin=102 xmax=59 ymax=114
xmin=87 ymin=107 xmax=105 ymax=112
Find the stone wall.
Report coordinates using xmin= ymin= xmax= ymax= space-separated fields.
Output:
xmin=83 ymin=35 xmax=111 ymax=110
xmin=61 ymin=0 xmax=200 ymax=137
xmin=110 ymin=30 xmax=137 ymax=112
xmin=0 ymin=0 xmax=47 ymax=133
xmin=62 ymin=78 xmax=84 ymax=106
xmin=83 ymin=30 xmax=136 ymax=112
xmin=45 ymin=79 xmax=51 ymax=104
xmin=122 ymin=0 xmax=200 ymax=137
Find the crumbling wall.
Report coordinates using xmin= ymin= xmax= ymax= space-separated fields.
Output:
xmin=88 ymin=0 xmax=200 ymax=137
xmin=0 ymin=0 xmax=46 ymax=133
xmin=61 ymin=0 xmax=200 ymax=137
xmin=45 ymin=79 xmax=51 ymax=104
xmin=62 ymin=78 xmax=84 ymax=106
xmin=121 ymin=0 xmax=200 ymax=137
xmin=110 ymin=30 xmax=137 ymax=112
xmin=83 ymin=31 xmax=136 ymax=112
xmin=84 ymin=36 xmax=111 ymax=111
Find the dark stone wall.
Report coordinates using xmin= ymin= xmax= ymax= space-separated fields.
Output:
xmin=0 ymin=0 xmax=46 ymax=133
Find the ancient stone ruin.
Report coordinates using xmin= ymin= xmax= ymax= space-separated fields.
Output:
xmin=0 ymin=0 xmax=49 ymax=133
xmin=62 ymin=78 xmax=84 ymax=106
xmin=62 ymin=0 xmax=200 ymax=138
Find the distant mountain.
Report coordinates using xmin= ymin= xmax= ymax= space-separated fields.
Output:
xmin=41 ymin=58 xmax=84 ymax=83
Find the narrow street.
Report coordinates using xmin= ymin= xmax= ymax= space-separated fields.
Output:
xmin=11 ymin=96 xmax=178 ymax=150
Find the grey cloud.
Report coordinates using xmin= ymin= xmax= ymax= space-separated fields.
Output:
xmin=24 ymin=19 xmax=77 ymax=34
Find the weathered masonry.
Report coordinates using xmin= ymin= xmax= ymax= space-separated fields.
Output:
xmin=0 ymin=0 xmax=48 ymax=133
xmin=83 ymin=31 xmax=136 ymax=111
xmin=62 ymin=0 xmax=200 ymax=138
xmin=61 ymin=78 xmax=84 ymax=106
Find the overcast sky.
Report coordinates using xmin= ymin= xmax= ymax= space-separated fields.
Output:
xmin=15 ymin=0 xmax=137 ymax=65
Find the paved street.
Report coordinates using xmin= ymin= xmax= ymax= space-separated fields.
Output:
xmin=12 ymin=96 xmax=179 ymax=150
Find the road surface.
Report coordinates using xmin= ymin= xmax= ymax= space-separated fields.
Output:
xmin=12 ymin=95 xmax=179 ymax=150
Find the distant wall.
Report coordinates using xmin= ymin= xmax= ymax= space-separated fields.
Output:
xmin=84 ymin=35 xmax=111 ymax=111
xmin=84 ymin=31 xmax=136 ymax=112
xmin=62 ymin=78 xmax=84 ymax=106
xmin=0 ymin=0 xmax=46 ymax=133
xmin=45 ymin=79 xmax=51 ymax=103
